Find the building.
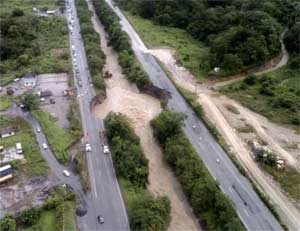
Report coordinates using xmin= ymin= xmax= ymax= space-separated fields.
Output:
xmin=23 ymin=73 xmax=37 ymax=87
xmin=0 ymin=127 xmax=15 ymax=138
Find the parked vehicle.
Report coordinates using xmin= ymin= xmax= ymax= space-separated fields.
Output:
xmin=97 ymin=215 xmax=104 ymax=224
xmin=16 ymin=143 xmax=23 ymax=154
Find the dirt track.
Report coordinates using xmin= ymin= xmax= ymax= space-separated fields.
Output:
xmin=149 ymin=48 xmax=300 ymax=230
xmin=88 ymin=2 xmax=200 ymax=230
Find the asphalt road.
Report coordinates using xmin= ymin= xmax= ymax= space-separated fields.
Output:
xmin=105 ymin=1 xmax=283 ymax=230
xmin=4 ymin=104 xmax=88 ymax=215
xmin=66 ymin=0 xmax=129 ymax=230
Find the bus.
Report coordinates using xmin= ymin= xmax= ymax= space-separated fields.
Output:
xmin=0 ymin=164 xmax=13 ymax=183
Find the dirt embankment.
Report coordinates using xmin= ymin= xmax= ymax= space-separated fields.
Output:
xmin=149 ymin=48 xmax=300 ymax=230
xmin=88 ymin=2 xmax=200 ymax=230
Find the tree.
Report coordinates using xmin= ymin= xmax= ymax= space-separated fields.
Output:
xmin=151 ymin=110 xmax=184 ymax=144
xmin=222 ymin=53 xmax=242 ymax=73
xmin=22 ymin=92 xmax=39 ymax=110
xmin=11 ymin=8 xmax=24 ymax=17
xmin=0 ymin=216 xmax=16 ymax=231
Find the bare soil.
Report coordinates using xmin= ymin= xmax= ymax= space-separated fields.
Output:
xmin=149 ymin=48 xmax=300 ymax=230
xmin=88 ymin=3 xmax=200 ymax=230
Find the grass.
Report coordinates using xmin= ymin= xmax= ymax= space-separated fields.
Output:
xmin=221 ymin=63 xmax=300 ymax=129
xmin=0 ymin=0 xmax=71 ymax=86
xmin=0 ymin=116 xmax=48 ymax=176
xmin=0 ymin=95 xmax=13 ymax=111
xmin=260 ymin=164 xmax=300 ymax=202
xmin=62 ymin=201 xmax=77 ymax=231
xmin=32 ymin=110 xmax=74 ymax=163
xmin=125 ymin=12 xmax=210 ymax=79
xmin=23 ymin=210 xmax=57 ymax=231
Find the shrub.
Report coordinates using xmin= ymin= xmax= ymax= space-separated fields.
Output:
xmin=151 ymin=110 xmax=244 ymax=230
xmin=0 ymin=216 xmax=16 ymax=231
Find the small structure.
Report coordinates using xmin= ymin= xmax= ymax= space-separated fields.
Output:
xmin=0 ymin=127 xmax=15 ymax=138
xmin=46 ymin=10 xmax=57 ymax=15
xmin=23 ymin=73 xmax=37 ymax=87
xmin=38 ymin=90 xmax=53 ymax=98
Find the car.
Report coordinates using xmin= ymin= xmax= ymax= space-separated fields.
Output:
xmin=85 ymin=143 xmax=91 ymax=152
xmin=42 ymin=143 xmax=48 ymax=149
xmin=78 ymin=80 xmax=83 ymax=87
xmin=97 ymin=215 xmax=104 ymax=224
xmin=36 ymin=127 xmax=41 ymax=133
xmin=40 ymin=97 xmax=45 ymax=102
xmin=216 ymin=158 xmax=220 ymax=164
xmin=103 ymin=145 xmax=109 ymax=154
xmin=63 ymin=170 xmax=70 ymax=177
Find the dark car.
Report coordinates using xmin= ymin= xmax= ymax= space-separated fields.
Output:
xmin=97 ymin=215 xmax=104 ymax=224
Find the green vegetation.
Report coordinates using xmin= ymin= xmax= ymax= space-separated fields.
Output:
xmin=151 ymin=110 xmax=244 ymax=230
xmin=0 ymin=0 xmax=71 ymax=86
xmin=75 ymin=151 xmax=90 ymax=191
xmin=0 ymin=186 xmax=77 ymax=231
xmin=32 ymin=111 xmax=74 ymax=163
xmin=221 ymin=64 xmax=300 ymax=128
xmin=75 ymin=0 xmax=106 ymax=91
xmin=221 ymin=14 xmax=299 ymax=128
xmin=104 ymin=113 xmax=171 ymax=230
xmin=126 ymin=13 xmax=210 ymax=79
xmin=118 ymin=0 xmax=298 ymax=75
xmin=23 ymin=210 xmax=57 ymax=231
xmin=92 ymin=0 xmax=151 ymax=88
xmin=255 ymin=149 xmax=300 ymax=201
xmin=262 ymin=164 xmax=300 ymax=202
xmin=22 ymin=92 xmax=40 ymax=111
xmin=0 ymin=116 xmax=48 ymax=176
xmin=0 ymin=216 xmax=16 ymax=231
xmin=0 ymin=95 xmax=13 ymax=111
xmin=67 ymin=99 xmax=82 ymax=138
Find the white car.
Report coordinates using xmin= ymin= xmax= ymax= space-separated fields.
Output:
xmin=85 ymin=143 xmax=91 ymax=152
xmin=216 ymin=158 xmax=220 ymax=164
xmin=63 ymin=170 xmax=70 ymax=177
xmin=36 ymin=127 xmax=41 ymax=133
xmin=42 ymin=143 xmax=48 ymax=149
xmin=40 ymin=97 xmax=45 ymax=102
xmin=103 ymin=145 xmax=109 ymax=154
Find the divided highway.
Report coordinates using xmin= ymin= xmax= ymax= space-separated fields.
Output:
xmin=66 ymin=0 xmax=129 ymax=230
xmin=105 ymin=1 xmax=283 ymax=230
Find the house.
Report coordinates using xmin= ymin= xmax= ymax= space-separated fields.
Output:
xmin=38 ymin=90 xmax=53 ymax=98
xmin=23 ymin=73 xmax=37 ymax=87
xmin=0 ymin=127 xmax=15 ymax=138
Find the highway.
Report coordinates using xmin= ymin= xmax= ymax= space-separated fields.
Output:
xmin=66 ymin=0 xmax=129 ymax=230
xmin=105 ymin=1 xmax=283 ymax=230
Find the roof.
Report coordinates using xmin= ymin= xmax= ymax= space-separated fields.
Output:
xmin=0 ymin=164 xmax=12 ymax=172
xmin=0 ymin=127 xmax=15 ymax=135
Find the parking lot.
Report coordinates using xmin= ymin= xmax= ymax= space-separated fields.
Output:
xmin=37 ymin=73 xmax=70 ymax=128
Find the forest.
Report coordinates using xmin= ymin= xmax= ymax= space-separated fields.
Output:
xmin=117 ymin=0 xmax=299 ymax=74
